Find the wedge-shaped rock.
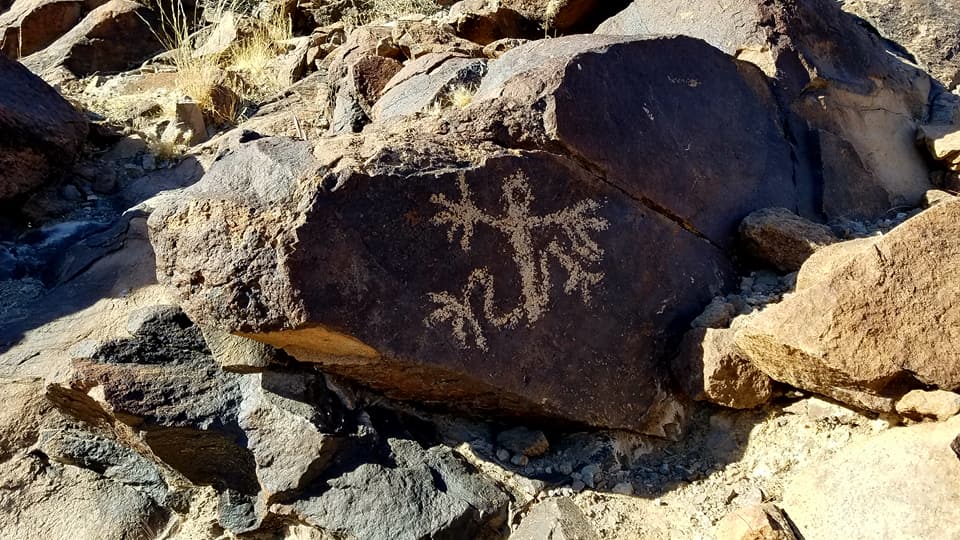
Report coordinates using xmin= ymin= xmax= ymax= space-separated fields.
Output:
xmin=735 ymin=199 xmax=960 ymax=412
xmin=149 ymin=36 xmax=808 ymax=434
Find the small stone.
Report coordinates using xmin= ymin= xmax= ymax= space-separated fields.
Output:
xmin=511 ymin=454 xmax=529 ymax=466
xmin=496 ymin=427 xmax=549 ymax=457
xmin=896 ymin=389 xmax=960 ymax=421
xmin=611 ymin=482 xmax=633 ymax=496
xmin=496 ymin=448 xmax=510 ymax=462
xmin=571 ymin=480 xmax=586 ymax=492
xmin=142 ymin=153 xmax=156 ymax=170
xmin=580 ymin=464 xmax=601 ymax=488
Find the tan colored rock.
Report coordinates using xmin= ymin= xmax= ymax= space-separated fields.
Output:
xmin=672 ymin=327 xmax=773 ymax=409
xmin=783 ymin=416 xmax=960 ymax=539
xmin=445 ymin=0 xmax=539 ymax=45
xmin=794 ymin=236 xmax=877 ymax=291
xmin=161 ymin=98 xmax=207 ymax=146
xmin=736 ymin=199 xmax=960 ymax=413
xmin=896 ymin=389 xmax=960 ymax=421
xmin=0 ymin=378 xmax=50 ymax=461
xmin=919 ymin=124 xmax=960 ymax=171
xmin=714 ymin=503 xmax=800 ymax=540
xmin=202 ymin=327 xmax=278 ymax=373
xmin=738 ymin=207 xmax=837 ymax=272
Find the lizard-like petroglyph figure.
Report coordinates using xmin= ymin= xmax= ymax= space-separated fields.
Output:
xmin=425 ymin=172 xmax=609 ymax=350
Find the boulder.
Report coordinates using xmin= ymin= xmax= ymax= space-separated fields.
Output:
xmin=843 ymin=0 xmax=960 ymax=90
xmin=496 ymin=426 xmax=548 ymax=457
xmin=714 ymin=503 xmax=800 ymax=540
xmin=782 ymin=416 xmax=960 ymax=539
xmin=21 ymin=0 xmax=161 ymax=78
xmin=672 ymin=327 xmax=773 ymax=410
xmin=512 ymin=497 xmax=599 ymax=540
xmin=0 ymin=52 xmax=87 ymax=200
xmin=596 ymin=0 xmax=946 ymax=220
xmin=735 ymin=199 xmax=960 ymax=413
xmin=149 ymin=35 xmax=823 ymax=434
xmin=0 ymin=0 xmax=83 ymax=57
xmin=738 ymin=207 xmax=837 ymax=272
xmin=445 ymin=0 xmax=540 ymax=45
xmin=495 ymin=0 xmax=630 ymax=33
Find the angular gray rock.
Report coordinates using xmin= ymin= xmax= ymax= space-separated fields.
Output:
xmin=512 ymin=497 xmax=599 ymax=540
xmin=738 ymin=207 xmax=837 ymax=272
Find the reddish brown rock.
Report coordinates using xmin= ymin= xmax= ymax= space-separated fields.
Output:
xmin=21 ymin=0 xmax=161 ymax=78
xmin=672 ymin=328 xmax=773 ymax=410
xmin=0 ymin=0 xmax=84 ymax=57
xmin=715 ymin=504 xmax=800 ymax=540
xmin=0 ymin=52 xmax=87 ymax=200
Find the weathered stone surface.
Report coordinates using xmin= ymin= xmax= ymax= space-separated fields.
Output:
xmin=783 ymin=417 xmax=960 ymax=539
xmin=714 ymin=503 xmax=800 ymax=540
xmin=735 ymin=199 xmax=960 ymax=412
xmin=919 ymin=124 xmax=960 ymax=171
xmin=279 ymin=438 xmax=509 ymax=540
xmin=512 ymin=497 xmax=599 ymax=540
xmin=672 ymin=328 xmax=773 ymax=410
xmin=738 ymin=207 xmax=837 ymax=272
xmin=0 ymin=453 xmax=168 ymax=540
xmin=0 ymin=0 xmax=83 ymax=57
xmin=474 ymin=35 xmax=800 ymax=247
xmin=22 ymin=0 xmax=161 ymax=78
xmin=373 ymin=52 xmax=485 ymax=121
xmin=896 ymin=389 xmax=960 ymax=421
xmin=843 ymin=0 xmax=960 ymax=90
xmin=498 ymin=0 xmax=629 ymax=33
xmin=149 ymin=35 xmax=829 ymax=434
xmin=595 ymin=0 xmax=945 ymax=220
xmin=391 ymin=18 xmax=484 ymax=59
xmin=160 ymin=98 xmax=207 ymax=146
xmin=202 ymin=327 xmax=279 ymax=373
xmin=0 ymin=377 xmax=50 ymax=461
xmin=0 ymin=52 xmax=87 ymax=200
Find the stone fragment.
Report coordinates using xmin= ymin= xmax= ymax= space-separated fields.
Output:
xmin=925 ymin=189 xmax=956 ymax=208
xmin=201 ymin=327 xmax=279 ymax=373
xmin=161 ymin=99 xmax=207 ymax=146
xmin=896 ymin=389 xmax=960 ymax=421
xmin=714 ymin=503 xmax=800 ymax=540
xmin=919 ymin=124 xmax=960 ymax=170
xmin=672 ymin=327 xmax=773 ymax=409
xmin=497 ymin=426 xmax=548 ymax=457
xmin=445 ymin=0 xmax=539 ymax=45
xmin=738 ymin=207 xmax=837 ymax=272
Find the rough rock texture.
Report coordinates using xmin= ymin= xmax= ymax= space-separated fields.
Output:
xmin=783 ymin=417 xmax=960 ymax=539
xmin=496 ymin=426 xmax=548 ymax=457
xmin=896 ymin=389 xmax=960 ymax=421
xmin=0 ymin=0 xmax=84 ymax=57
xmin=672 ymin=328 xmax=773 ymax=410
xmin=596 ymin=0 xmax=949 ymax=219
xmin=738 ymin=207 xmax=837 ymax=272
xmin=445 ymin=0 xmax=540 ymax=45
xmin=22 ymin=0 xmax=160 ymax=78
xmin=0 ymin=53 xmax=87 ymax=200
xmin=919 ymin=124 xmax=960 ymax=170
xmin=714 ymin=503 xmax=800 ymax=540
xmin=148 ymin=35 xmax=834 ymax=434
xmin=280 ymin=438 xmax=509 ymax=540
xmin=735 ymin=199 xmax=960 ymax=412
xmin=512 ymin=497 xmax=599 ymax=540
xmin=843 ymin=0 xmax=960 ymax=90
xmin=0 ymin=378 xmax=50 ymax=460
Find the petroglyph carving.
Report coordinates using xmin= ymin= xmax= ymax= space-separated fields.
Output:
xmin=425 ymin=172 xmax=609 ymax=350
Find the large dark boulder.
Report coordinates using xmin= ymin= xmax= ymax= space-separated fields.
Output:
xmin=148 ymin=35 xmax=812 ymax=435
xmin=0 ymin=52 xmax=87 ymax=200
xmin=596 ymin=0 xmax=953 ymax=220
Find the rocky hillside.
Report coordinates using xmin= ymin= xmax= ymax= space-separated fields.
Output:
xmin=1 ymin=0 xmax=960 ymax=538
